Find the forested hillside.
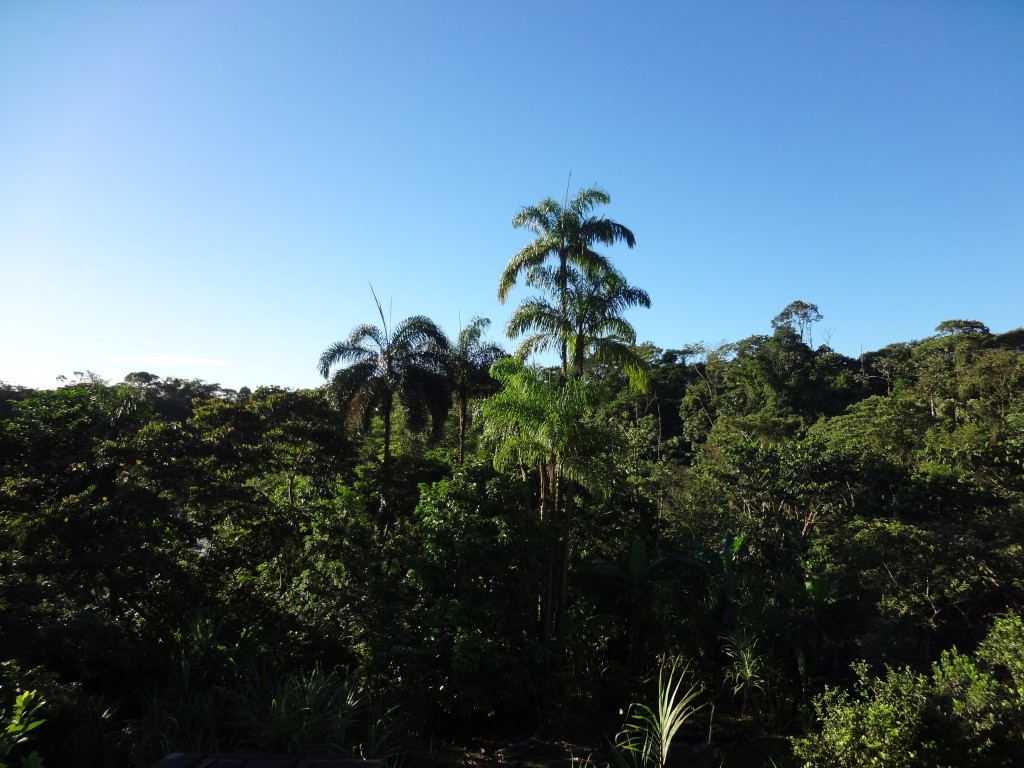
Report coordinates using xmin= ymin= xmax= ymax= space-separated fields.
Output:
xmin=2 ymin=192 xmax=1022 ymax=767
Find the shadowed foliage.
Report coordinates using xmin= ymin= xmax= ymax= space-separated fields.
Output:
xmin=447 ymin=316 xmax=506 ymax=463
xmin=318 ymin=306 xmax=449 ymax=466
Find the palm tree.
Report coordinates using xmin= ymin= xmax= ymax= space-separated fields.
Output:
xmin=447 ymin=316 xmax=506 ymax=463
xmin=507 ymin=264 xmax=651 ymax=391
xmin=318 ymin=303 xmax=449 ymax=466
xmin=482 ymin=357 xmax=616 ymax=639
xmin=498 ymin=186 xmax=636 ymax=381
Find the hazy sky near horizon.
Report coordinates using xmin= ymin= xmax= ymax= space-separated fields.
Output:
xmin=2 ymin=1 xmax=1022 ymax=391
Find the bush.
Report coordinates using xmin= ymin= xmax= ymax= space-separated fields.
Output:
xmin=792 ymin=614 xmax=1024 ymax=767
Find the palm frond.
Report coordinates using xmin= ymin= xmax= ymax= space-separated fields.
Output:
xmin=318 ymin=338 xmax=377 ymax=379
xmin=318 ymin=310 xmax=452 ymax=461
xmin=517 ymin=333 xmax=564 ymax=362
xmin=581 ymin=216 xmax=636 ymax=249
xmin=511 ymin=198 xmax=560 ymax=234
xmin=569 ymin=186 xmax=612 ymax=217
xmin=507 ymin=297 xmax=565 ymax=340
xmin=499 ymin=238 xmax=558 ymax=302
xmin=399 ymin=366 xmax=451 ymax=439
xmin=392 ymin=315 xmax=449 ymax=351
xmin=456 ymin=315 xmax=490 ymax=349
xmin=589 ymin=339 xmax=650 ymax=392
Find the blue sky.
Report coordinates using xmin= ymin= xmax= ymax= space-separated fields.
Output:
xmin=2 ymin=1 xmax=1022 ymax=391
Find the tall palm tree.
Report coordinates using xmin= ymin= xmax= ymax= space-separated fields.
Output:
xmin=498 ymin=186 xmax=636 ymax=381
xmin=318 ymin=304 xmax=449 ymax=466
xmin=507 ymin=264 xmax=651 ymax=391
xmin=447 ymin=316 xmax=506 ymax=464
xmin=482 ymin=357 xmax=615 ymax=639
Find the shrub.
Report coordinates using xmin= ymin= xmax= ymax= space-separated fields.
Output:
xmin=793 ymin=614 xmax=1024 ymax=767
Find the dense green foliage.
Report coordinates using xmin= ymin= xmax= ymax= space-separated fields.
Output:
xmin=2 ymin=190 xmax=1023 ymax=766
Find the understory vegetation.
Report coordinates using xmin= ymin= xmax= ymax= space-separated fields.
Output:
xmin=2 ymin=189 xmax=1022 ymax=766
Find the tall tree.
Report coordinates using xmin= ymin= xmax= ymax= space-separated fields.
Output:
xmin=507 ymin=264 xmax=651 ymax=390
xmin=771 ymin=300 xmax=823 ymax=348
xmin=482 ymin=357 xmax=615 ymax=639
xmin=318 ymin=305 xmax=449 ymax=466
xmin=447 ymin=316 xmax=506 ymax=463
xmin=498 ymin=186 xmax=636 ymax=381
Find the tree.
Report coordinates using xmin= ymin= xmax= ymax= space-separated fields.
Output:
xmin=507 ymin=264 xmax=651 ymax=391
xmin=935 ymin=319 xmax=990 ymax=337
xmin=318 ymin=304 xmax=449 ymax=466
xmin=912 ymin=325 xmax=991 ymax=421
xmin=447 ymin=316 xmax=506 ymax=463
xmin=771 ymin=300 xmax=823 ymax=348
xmin=498 ymin=186 xmax=636 ymax=381
xmin=482 ymin=357 xmax=616 ymax=639
xmin=960 ymin=347 xmax=1024 ymax=429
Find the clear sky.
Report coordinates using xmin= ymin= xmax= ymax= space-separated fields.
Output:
xmin=2 ymin=1 xmax=1022 ymax=391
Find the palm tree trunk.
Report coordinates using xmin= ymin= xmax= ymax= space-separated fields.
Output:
xmin=548 ymin=459 xmax=563 ymax=639
xmin=520 ymin=463 xmax=532 ymax=518
xmin=558 ymin=248 xmax=569 ymax=385
xmin=382 ymin=390 xmax=394 ymax=466
xmin=538 ymin=463 xmax=546 ymax=523
xmin=556 ymin=468 xmax=572 ymax=633
xmin=458 ymin=394 xmax=468 ymax=464
xmin=539 ymin=461 xmax=554 ymax=642
xmin=573 ymin=331 xmax=586 ymax=379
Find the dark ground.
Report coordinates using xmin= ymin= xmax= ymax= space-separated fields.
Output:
xmin=401 ymin=718 xmax=792 ymax=767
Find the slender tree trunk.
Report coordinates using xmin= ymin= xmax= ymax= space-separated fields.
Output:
xmin=382 ymin=390 xmax=393 ymax=466
xmin=556 ymin=466 xmax=572 ymax=633
xmin=558 ymin=248 xmax=569 ymax=385
xmin=520 ymin=463 xmax=532 ymax=518
xmin=547 ymin=459 xmax=563 ymax=640
xmin=538 ymin=463 xmax=546 ymax=523
xmin=573 ymin=331 xmax=586 ymax=379
xmin=457 ymin=394 xmax=468 ymax=464
xmin=539 ymin=461 xmax=554 ymax=642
